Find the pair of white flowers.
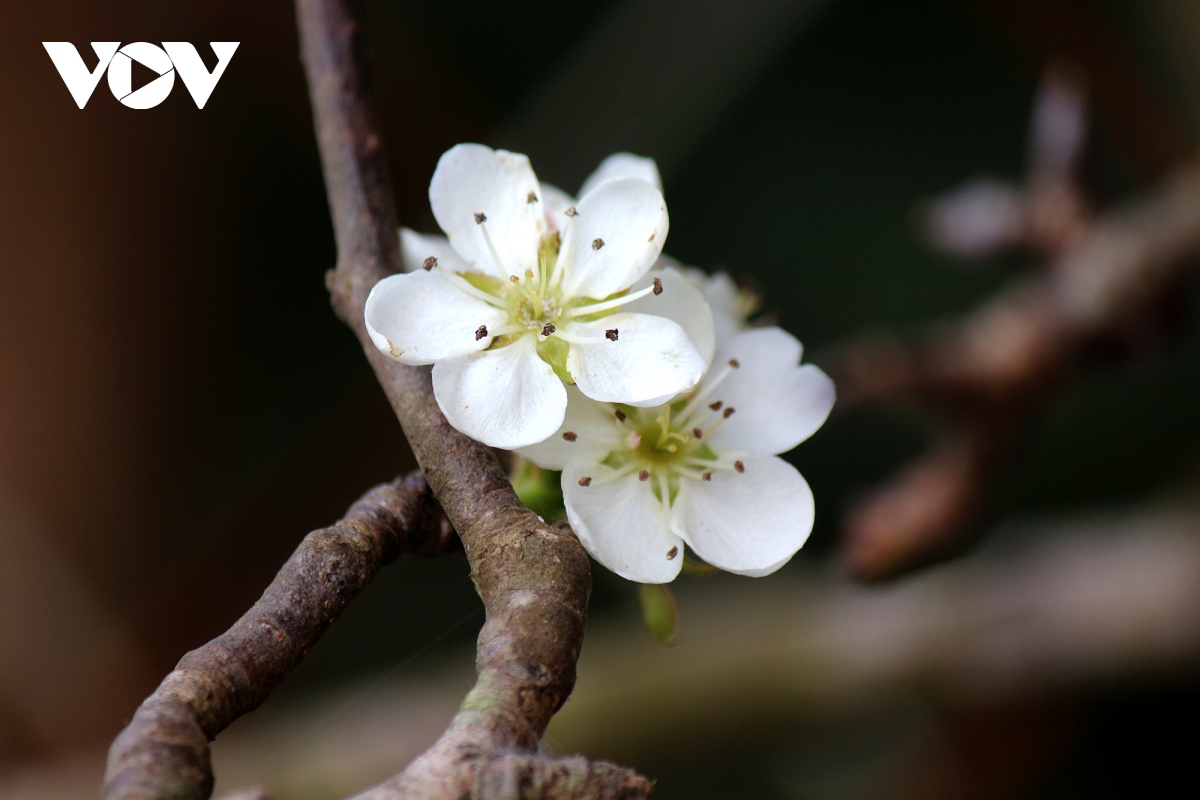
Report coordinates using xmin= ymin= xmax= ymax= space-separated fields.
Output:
xmin=366 ymin=144 xmax=835 ymax=583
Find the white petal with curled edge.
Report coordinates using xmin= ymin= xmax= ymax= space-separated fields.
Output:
xmin=559 ymin=178 xmax=668 ymax=299
xmin=399 ymin=228 xmax=471 ymax=273
xmin=703 ymin=328 xmax=835 ymax=456
xmin=539 ymin=183 xmax=575 ymax=232
xmin=566 ymin=313 xmax=705 ymax=407
xmin=432 ymin=334 xmax=567 ymax=449
xmin=625 ymin=266 xmax=716 ymax=368
xmin=562 ymin=460 xmax=684 ymax=583
xmin=578 ymin=152 xmax=662 ymax=198
xmin=429 ymin=144 xmax=544 ymax=280
xmin=365 ymin=270 xmax=507 ymax=366
xmin=515 ymin=386 xmax=621 ymax=471
xmin=677 ymin=455 xmax=813 ymax=576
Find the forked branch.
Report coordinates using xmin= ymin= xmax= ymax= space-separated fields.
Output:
xmin=103 ymin=475 xmax=457 ymax=799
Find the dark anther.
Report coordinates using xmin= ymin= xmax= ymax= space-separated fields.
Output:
xmin=592 ymin=238 xmax=605 ymax=250
xmin=565 ymin=206 xmax=578 ymax=217
xmin=605 ymin=328 xmax=619 ymax=341
xmin=638 ymin=469 xmax=650 ymax=481
xmin=734 ymin=460 xmax=745 ymax=473
xmin=475 ymin=325 xmax=488 ymax=341
xmin=702 ymin=472 xmax=712 ymax=482
xmin=723 ymin=407 xmax=736 ymax=418
xmin=693 ymin=428 xmax=703 ymax=439
xmin=709 ymin=400 xmax=723 ymax=411
xmin=422 ymin=256 xmax=437 ymax=271
xmin=667 ymin=546 xmax=679 ymax=560
xmin=653 ymin=277 xmax=663 ymax=295
xmin=527 ymin=191 xmax=538 ymax=203
xmin=542 ymin=323 xmax=556 ymax=336
xmin=578 ymin=476 xmax=592 ymax=487
xmin=614 ymin=410 xmax=627 ymax=422
xmin=728 ymin=358 xmax=740 ymax=368
xmin=562 ymin=431 xmax=578 ymax=442
xmin=474 ymin=212 xmax=487 ymax=224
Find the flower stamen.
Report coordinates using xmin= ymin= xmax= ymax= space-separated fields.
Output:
xmin=477 ymin=218 xmax=510 ymax=277
xmin=564 ymin=284 xmax=657 ymax=318
xmin=553 ymin=329 xmax=610 ymax=345
xmin=678 ymin=363 xmax=736 ymax=424
xmin=434 ymin=268 xmax=506 ymax=308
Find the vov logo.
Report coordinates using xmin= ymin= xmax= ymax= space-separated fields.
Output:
xmin=42 ymin=42 xmax=239 ymax=109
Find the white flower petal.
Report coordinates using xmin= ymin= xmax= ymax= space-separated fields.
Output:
xmin=677 ymin=455 xmax=813 ymax=576
xmin=625 ymin=266 xmax=716 ymax=367
xmin=429 ymin=144 xmax=544 ymax=280
xmin=578 ymin=152 xmax=662 ymax=198
xmin=539 ymin=183 xmax=575 ymax=231
xmin=566 ymin=313 xmax=705 ymax=407
xmin=399 ymin=228 xmax=470 ymax=273
xmin=515 ymin=386 xmax=621 ymax=470
xmin=365 ymin=271 xmax=507 ymax=366
xmin=704 ymin=328 xmax=836 ymax=456
xmin=562 ymin=460 xmax=684 ymax=583
xmin=703 ymin=271 xmax=748 ymax=346
xmin=559 ymin=178 xmax=668 ymax=299
xmin=431 ymin=334 xmax=566 ymax=449
xmin=734 ymin=554 xmax=795 ymax=578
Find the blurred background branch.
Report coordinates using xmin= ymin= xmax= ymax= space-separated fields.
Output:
xmin=831 ymin=67 xmax=1200 ymax=580
xmin=12 ymin=506 xmax=1200 ymax=798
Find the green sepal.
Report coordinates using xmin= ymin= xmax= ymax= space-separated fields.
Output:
xmin=536 ymin=335 xmax=574 ymax=384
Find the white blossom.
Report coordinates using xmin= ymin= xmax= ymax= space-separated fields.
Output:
xmin=657 ymin=258 xmax=761 ymax=346
xmin=517 ymin=326 xmax=835 ymax=583
xmin=366 ymin=145 xmax=711 ymax=449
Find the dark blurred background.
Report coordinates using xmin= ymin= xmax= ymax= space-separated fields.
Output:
xmin=2 ymin=0 xmax=1199 ymax=797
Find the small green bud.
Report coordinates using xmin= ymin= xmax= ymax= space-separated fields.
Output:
xmin=637 ymin=583 xmax=679 ymax=647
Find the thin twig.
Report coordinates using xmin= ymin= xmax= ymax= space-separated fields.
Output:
xmin=102 ymin=475 xmax=457 ymax=800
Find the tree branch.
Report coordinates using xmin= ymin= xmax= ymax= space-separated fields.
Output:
xmin=294 ymin=0 xmax=646 ymax=796
xmin=102 ymin=475 xmax=457 ymax=800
